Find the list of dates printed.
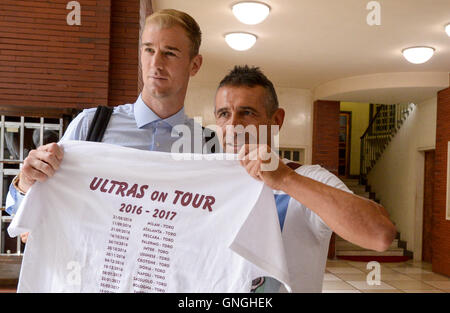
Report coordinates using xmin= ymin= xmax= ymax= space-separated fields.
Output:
xmin=99 ymin=204 xmax=178 ymax=293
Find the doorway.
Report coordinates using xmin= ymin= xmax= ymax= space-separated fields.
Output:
xmin=422 ymin=150 xmax=435 ymax=262
xmin=338 ymin=112 xmax=352 ymax=177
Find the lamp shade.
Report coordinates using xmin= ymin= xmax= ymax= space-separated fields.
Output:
xmin=402 ymin=47 xmax=435 ymax=64
xmin=232 ymin=1 xmax=270 ymax=25
xmin=225 ymin=32 xmax=257 ymax=51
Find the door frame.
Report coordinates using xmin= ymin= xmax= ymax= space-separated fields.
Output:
xmin=414 ymin=147 xmax=435 ymax=261
xmin=339 ymin=111 xmax=352 ymax=178
xmin=422 ymin=150 xmax=435 ymax=262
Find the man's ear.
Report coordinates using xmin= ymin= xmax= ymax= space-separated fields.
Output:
xmin=271 ymin=108 xmax=285 ymax=131
xmin=190 ymin=54 xmax=203 ymax=77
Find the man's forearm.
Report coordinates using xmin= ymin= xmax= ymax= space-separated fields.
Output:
xmin=280 ymin=171 xmax=396 ymax=252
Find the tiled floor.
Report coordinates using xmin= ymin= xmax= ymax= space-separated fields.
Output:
xmin=323 ymin=259 xmax=450 ymax=293
xmin=1 ymin=258 xmax=449 ymax=293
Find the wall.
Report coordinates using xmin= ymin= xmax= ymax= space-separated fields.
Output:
xmin=277 ymin=87 xmax=313 ymax=164
xmin=0 ymin=0 xmax=140 ymax=110
xmin=340 ymin=102 xmax=370 ymax=176
xmin=185 ymin=83 xmax=314 ymax=164
xmin=311 ymin=100 xmax=340 ymax=259
xmin=311 ymin=100 xmax=339 ymax=176
xmin=184 ymin=83 xmax=217 ymax=126
xmin=108 ymin=0 xmax=140 ymax=106
xmin=367 ymin=97 xmax=437 ymax=258
xmin=433 ymin=86 xmax=450 ymax=276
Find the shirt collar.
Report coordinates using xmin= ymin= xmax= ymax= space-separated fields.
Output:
xmin=134 ymin=94 xmax=187 ymax=129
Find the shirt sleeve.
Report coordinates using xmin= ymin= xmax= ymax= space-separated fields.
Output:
xmin=4 ymin=110 xmax=90 ymax=216
xmin=5 ymin=182 xmax=25 ymax=216
xmin=7 ymin=183 xmax=45 ymax=238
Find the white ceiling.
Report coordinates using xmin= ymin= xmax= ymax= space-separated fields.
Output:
xmin=152 ymin=0 xmax=450 ymax=101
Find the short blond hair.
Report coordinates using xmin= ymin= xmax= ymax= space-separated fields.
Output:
xmin=144 ymin=9 xmax=202 ymax=58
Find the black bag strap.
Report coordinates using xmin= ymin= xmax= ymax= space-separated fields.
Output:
xmin=85 ymin=106 xmax=113 ymax=142
xmin=202 ymin=126 xmax=216 ymax=154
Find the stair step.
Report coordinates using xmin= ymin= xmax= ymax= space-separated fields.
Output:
xmin=336 ymin=239 xmax=400 ymax=250
xmin=336 ymin=250 xmax=404 ymax=256
xmin=348 ymin=185 xmax=366 ymax=194
xmin=341 ymin=179 xmax=360 ymax=187
xmin=355 ymin=192 xmax=370 ymax=198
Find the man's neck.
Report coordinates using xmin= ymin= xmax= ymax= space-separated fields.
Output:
xmin=141 ymin=91 xmax=185 ymax=119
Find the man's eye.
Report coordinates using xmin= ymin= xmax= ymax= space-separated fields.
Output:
xmin=218 ymin=112 xmax=229 ymax=118
xmin=145 ymin=48 xmax=154 ymax=53
xmin=164 ymin=51 xmax=176 ymax=57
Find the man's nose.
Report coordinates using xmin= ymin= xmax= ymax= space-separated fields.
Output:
xmin=151 ymin=50 xmax=164 ymax=69
xmin=223 ymin=113 xmax=248 ymax=141
xmin=228 ymin=113 xmax=241 ymax=127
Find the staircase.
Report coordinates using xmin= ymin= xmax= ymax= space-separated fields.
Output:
xmin=335 ymin=103 xmax=416 ymax=261
xmin=359 ymin=103 xmax=416 ymax=185
xmin=336 ymin=178 xmax=413 ymax=261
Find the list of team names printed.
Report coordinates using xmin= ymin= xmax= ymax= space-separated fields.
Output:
xmin=134 ymin=220 xmax=175 ymax=292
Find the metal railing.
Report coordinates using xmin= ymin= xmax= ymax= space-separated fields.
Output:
xmin=0 ymin=116 xmax=64 ymax=256
xmin=359 ymin=103 xmax=415 ymax=185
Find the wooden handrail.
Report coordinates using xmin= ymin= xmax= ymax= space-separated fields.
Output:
xmin=360 ymin=104 xmax=385 ymax=140
xmin=360 ymin=103 xmax=414 ymax=185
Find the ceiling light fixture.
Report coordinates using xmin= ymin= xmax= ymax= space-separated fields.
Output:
xmin=401 ymin=46 xmax=435 ymax=64
xmin=445 ymin=23 xmax=450 ymax=37
xmin=232 ymin=1 xmax=271 ymax=25
xmin=225 ymin=32 xmax=257 ymax=51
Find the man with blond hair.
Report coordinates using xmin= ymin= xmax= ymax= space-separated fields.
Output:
xmin=6 ymin=9 xmax=211 ymax=233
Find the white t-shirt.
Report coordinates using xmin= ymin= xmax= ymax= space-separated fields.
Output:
xmin=8 ymin=141 xmax=291 ymax=293
xmin=260 ymin=162 xmax=352 ymax=293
